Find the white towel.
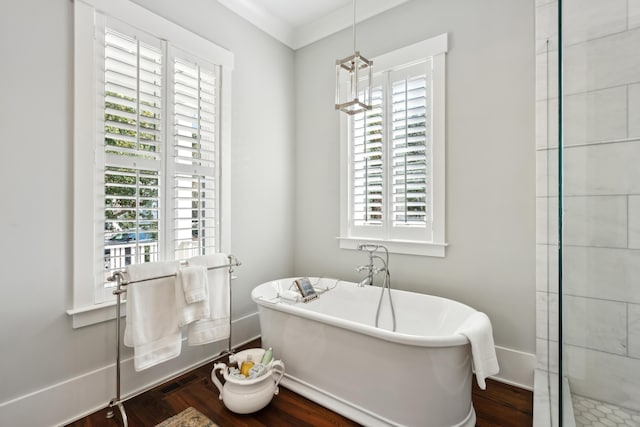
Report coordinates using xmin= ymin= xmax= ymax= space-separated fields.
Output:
xmin=180 ymin=265 xmax=209 ymax=303
xmin=186 ymin=254 xmax=231 ymax=346
xmin=124 ymin=261 xmax=182 ymax=371
xmin=175 ymin=265 xmax=210 ymax=327
xmin=456 ymin=312 xmax=500 ymax=390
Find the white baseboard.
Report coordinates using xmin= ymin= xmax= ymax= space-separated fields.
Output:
xmin=0 ymin=312 xmax=261 ymax=427
xmin=491 ymin=345 xmax=536 ymax=390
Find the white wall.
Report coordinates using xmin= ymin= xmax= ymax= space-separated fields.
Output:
xmin=0 ymin=0 xmax=295 ymax=425
xmin=294 ymin=0 xmax=536 ymax=363
xmin=0 ymin=0 xmax=536 ymax=424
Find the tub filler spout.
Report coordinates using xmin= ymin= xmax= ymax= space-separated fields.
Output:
xmin=356 ymin=244 xmax=396 ymax=331
xmin=356 ymin=243 xmax=388 ymax=287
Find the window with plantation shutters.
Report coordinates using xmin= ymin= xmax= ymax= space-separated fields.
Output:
xmin=73 ymin=0 xmax=233 ymax=318
xmin=339 ymin=35 xmax=448 ymax=257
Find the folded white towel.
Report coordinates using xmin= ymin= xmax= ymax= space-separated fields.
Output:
xmin=456 ymin=311 xmax=500 ymax=390
xmin=180 ymin=265 xmax=209 ymax=304
xmin=186 ymin=254 xmax=230 ymax=346
xmin=175 ymin=265 xmax=210 ymax=327
xmin=124 ymin=261 xmax=182 ymax=371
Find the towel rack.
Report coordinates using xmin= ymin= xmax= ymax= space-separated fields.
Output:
xmin=106 ymin=254 xmax=241 ymax=427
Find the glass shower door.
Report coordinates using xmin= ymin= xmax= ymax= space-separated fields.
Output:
xmin=559 ymin=0 xmax=640 ymax=425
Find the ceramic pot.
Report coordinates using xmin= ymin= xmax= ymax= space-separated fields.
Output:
xmin=211 ymin=350 xmax=285 ymax=414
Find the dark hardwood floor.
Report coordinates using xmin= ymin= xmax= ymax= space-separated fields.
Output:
xmin=67 ymin=339 xmax=532 ymax=427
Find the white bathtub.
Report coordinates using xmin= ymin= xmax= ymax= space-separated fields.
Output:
xmin=251 ymin=277 xmax=479 ymax=427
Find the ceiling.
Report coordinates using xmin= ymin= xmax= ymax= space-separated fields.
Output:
xmin=217 ymin=0 xmax=409 ymax=50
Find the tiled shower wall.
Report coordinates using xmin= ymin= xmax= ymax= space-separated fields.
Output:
xmin=535 ymin=0 xmax=640 ymax=414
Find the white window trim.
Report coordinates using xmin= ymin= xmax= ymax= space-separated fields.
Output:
xmin=339 ymin=34 xmax=448 ymax=257
xmin=69 ymin=0 xmax=233 ymax=327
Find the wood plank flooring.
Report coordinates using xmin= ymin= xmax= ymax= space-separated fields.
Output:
xmin=67 ymin=339 xmax=532 ymax=427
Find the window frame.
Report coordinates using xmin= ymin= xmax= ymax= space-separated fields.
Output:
xmin=69 ymin=0 xmax=233 ymax=327
xmin=338 ymin=34 xmax=448 ymax=257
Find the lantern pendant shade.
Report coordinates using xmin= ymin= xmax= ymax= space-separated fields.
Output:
xmin=335 ymin=51 xmax=373 ymax=115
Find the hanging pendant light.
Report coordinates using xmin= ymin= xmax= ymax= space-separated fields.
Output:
xmin=335 ymin=0 xmax=373 ymax=115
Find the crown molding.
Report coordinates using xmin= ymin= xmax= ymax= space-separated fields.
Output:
xmin=217 ymin=0 xmax=409 ymax=50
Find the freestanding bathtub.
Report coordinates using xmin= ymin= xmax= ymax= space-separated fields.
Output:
xmin=251 ymin=277 xmax=480 ymax=427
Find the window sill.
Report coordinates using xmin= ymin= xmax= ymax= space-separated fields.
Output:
xmin=66 ymin=299 xmax=124 ymax=328
xmin=338 ymin=237 xmax=447 ymax=257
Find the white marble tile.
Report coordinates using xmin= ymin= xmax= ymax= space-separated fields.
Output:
xmin=535 ymin=374 xmax=573 ymax=427
xmin=629 ymin=84 xmax=640 ymax=138
xmin=564 ymin=296 xmax=627 ymax=355
xmin=537 ymin=338 xmax=549 ymax=371
xmin=629 ymin=195 xmax=640 ymax=249
xmin=533 ymin=370 xmax=564 ymax=427
xmin=536 ymin=296 xmax=549 ymax=341
xmin=563 ymin=195 xmax=627 ymax=248
xmin=563 ymin=141 xmax=640 ymax=196
xmin=533 ymin=370 xmax=552 ymax=427
xmin=536 ymin=244 xmax=548 ymax=292
xmin=536 ymin=197 xmax=548 ymax=244
xmin=536 ymin=244 xmax=559 ymax=293
xmin=547 ymin=247 xmax=559 ymax=295
xmin=536 ymin=151 xmax=547 ymax=198
xmin=563 ymin=246 xmax=640 ymax=304
xmin=536 ymin=50 xmax=559 ymax=101
xmin=537 ymin=338 xmax=559 ymax=374
xmin=548 ymin=340 xmax=559 ymax=374
xmin=535 ymin=150 xmax=549 ymax=197
xmin=536 ymin=149 xmax=558 ymax=198
xmin=630 ymin=0 xmax=640 ymax=30
xmin=537 ymin=291 xmax=559 ymax=341
xmin=536 ymin=98 xmax=559 ymax=150
xmin=562 ymin=0 xmax=627 ymax=46
xmin=563 ymin=28 xmax=640 ymax=95
xmin=629 ymin=304 xmax=640 ymax=359
xmin=566 ymin=345 xmax=640 ymax=412
xmin=536 ymin=196 xmax=559 ymax=245
xmin=564 ymin=86 xmax=628 ymax=145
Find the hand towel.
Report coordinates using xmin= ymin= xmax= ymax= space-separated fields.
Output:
xmin=456 ymin=311 xmax=500 ymax=390
xmin=186 ymin=254 xmax=230 ymax=346
xmin=175 ymin=265 xmax=210 ymax=327
xmin=179 ymin=264 xmax=209 ymax=303
xmin=124 ymin=261 xmax=182 ymax=371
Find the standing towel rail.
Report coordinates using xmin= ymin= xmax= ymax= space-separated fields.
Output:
xmin=106 ymin=254 xmax=241 ymax=427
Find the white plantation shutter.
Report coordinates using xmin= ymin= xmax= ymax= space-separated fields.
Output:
xmin=352 ymin=86 xmax=384 ymax=226
xmin=390 ymin=69 xmax=429 ymax=228
xmin=170 ymin=52 xmax=220 ymax=259
xmin=104 ymin=28 xmax=163 ymax=159
xmin=102 ymin=24 xmax=163 ymax=282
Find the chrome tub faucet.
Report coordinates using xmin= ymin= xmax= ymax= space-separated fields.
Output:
xmin=355 ymin=244 xmax=388 ymax=287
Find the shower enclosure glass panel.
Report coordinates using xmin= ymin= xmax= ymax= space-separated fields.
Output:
xmin=559 ymin=0 xmax=640 ymax=425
